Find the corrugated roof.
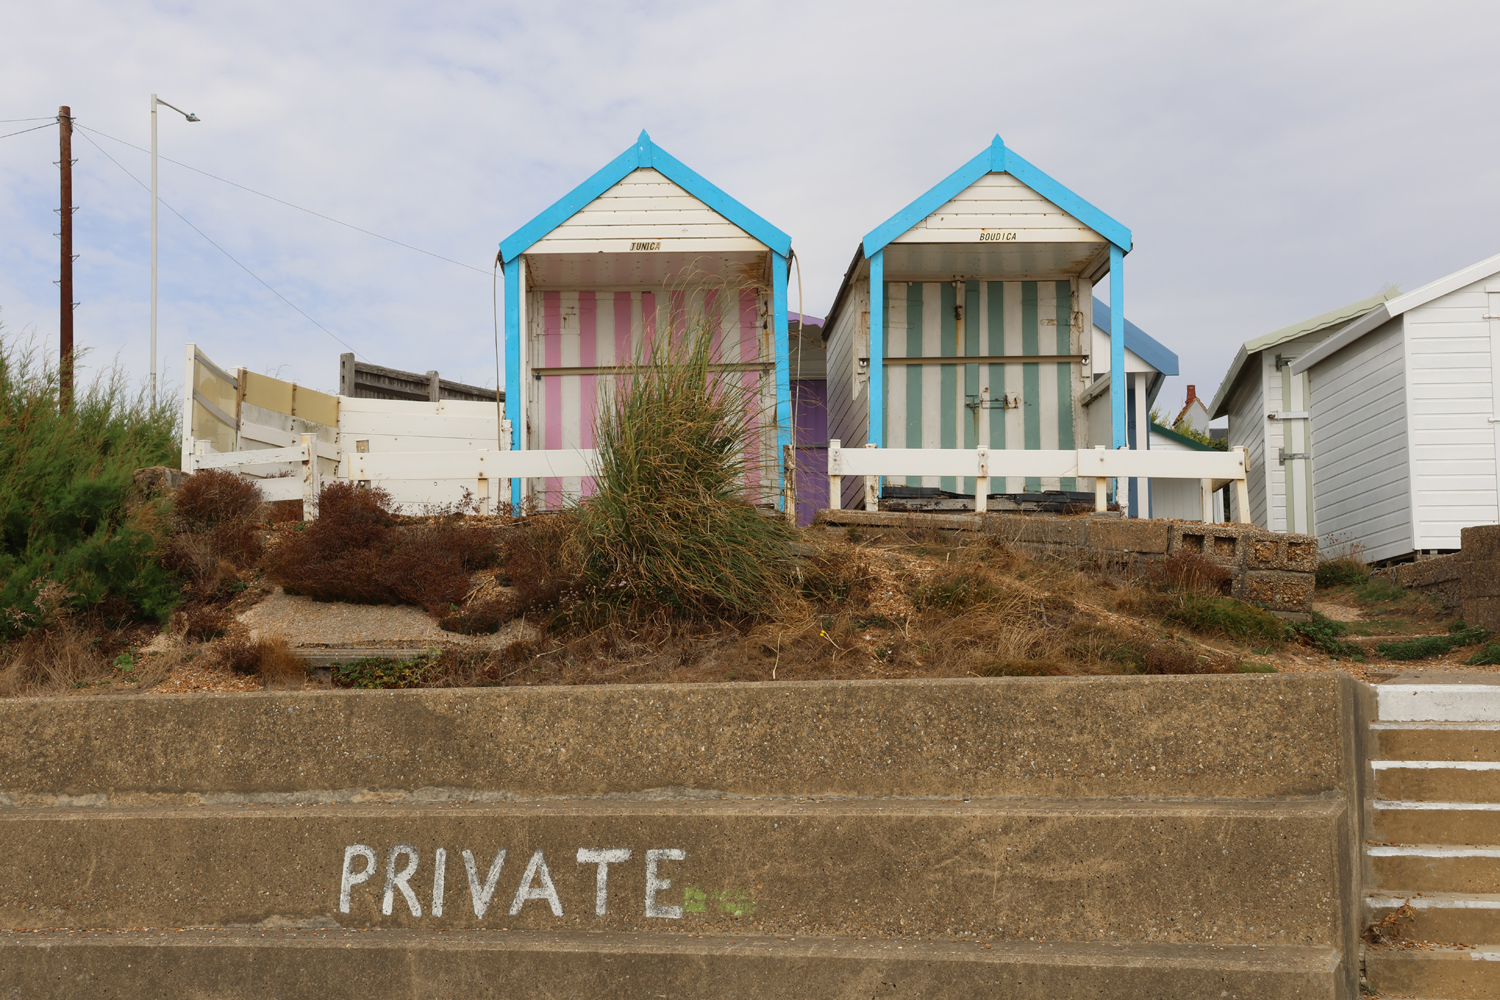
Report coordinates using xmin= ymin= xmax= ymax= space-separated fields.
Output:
xmin=1206 ymin=289 xmax=1399 ymax=418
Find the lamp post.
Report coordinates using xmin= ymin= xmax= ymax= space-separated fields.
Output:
xmin=150 ymin=94 xmax=200 ymax=406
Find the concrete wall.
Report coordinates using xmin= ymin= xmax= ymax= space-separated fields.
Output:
xmin=0 ymin=676 xmax=1365 ymax=998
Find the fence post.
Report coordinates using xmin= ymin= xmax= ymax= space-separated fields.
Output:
xmin=1093 ymin=445 xmax=1107 ymax=511
xmin=782 ymin=444 xmax=796 ymax=524
xmin=1232 ymin=446 xmax=1252 ymax=524
xmin=499 ymin=420 xmax=513 ymax=513
xmin=301 ymin=434 xmax=320 ymax=520
xmin=827 ymin=439 xmax=842 ymax=514
xmin=975 ymin=446 xmax=989 ymax=514
xmin=863 ymin=443 xmax=878 ymax=512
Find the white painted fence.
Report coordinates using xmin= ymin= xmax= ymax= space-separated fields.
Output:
xmin=828 ymin=441 xmax=1251 ymax=522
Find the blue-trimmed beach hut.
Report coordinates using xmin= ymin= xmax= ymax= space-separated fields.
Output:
xmin=498 ymin=131 xmax=793 ymax=509
xmin=821 ymin=135 xmax=1133 ymax=508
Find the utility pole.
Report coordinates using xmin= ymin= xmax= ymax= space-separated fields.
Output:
xmin=58 ymin=105 xmax=75 ymax=409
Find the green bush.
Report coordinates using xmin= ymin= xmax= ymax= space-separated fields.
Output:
xmin=1286 ymin=613 xmax=1364 ymax=660
xmin=1468 ymin=642 xmax=1500 ymax=666
xmin=1357 ymin=577 xmax=1406 ymax=603
xmin=0 ymin=336 xmax=181 ymax=636
xmin=567 ymin=292 xmax=795 ymax=621
xmin=1161 ymin=593 xmax=1285 ymax=643
xmin=330 ymin=653 xmax=442 ymax=689
xmin=1377 ymin=622 xmax=1492 ymax=661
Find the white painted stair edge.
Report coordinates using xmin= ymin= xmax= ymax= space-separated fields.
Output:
xmin=1377 ymin=684 xmax=1500 ymax=723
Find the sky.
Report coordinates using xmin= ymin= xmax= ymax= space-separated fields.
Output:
xmin=2 ymin=1 xmax=1498 ymax=415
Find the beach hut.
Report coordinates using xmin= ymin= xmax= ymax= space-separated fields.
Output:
xmin=1208 ymin=290 xmax=1397 ymax=534
xmin=1081 ymin=299 xmax=1180 ymax=517
xmin=497 ymin=131 xmax=793 ymax=509
xmin=1291 ymin=252 xmax=1500 ymax=563
xmin=821 ymin=135 xmax=1134 ymax=509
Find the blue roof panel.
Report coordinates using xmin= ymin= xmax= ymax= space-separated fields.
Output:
xmin=1091 ymin=297 xmax=1178 ymax=376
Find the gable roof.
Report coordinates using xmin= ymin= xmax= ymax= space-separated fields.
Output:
xmin=862 ymin=135 xmax=1131 ymax=256
xmin=1206 ymin=289 xmax=1399 ymax=418
xmin=1290 ymin=250 xmax=1500 ymax=375
xmin=499 ymin=130 xmax=791 ymax=264
xmin=1150 ymin=420 xmax=1216 ymax=452
xmin=1091 ymin=297 xmax=1178 ymax=376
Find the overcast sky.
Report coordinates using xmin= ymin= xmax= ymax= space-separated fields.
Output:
xmin=3 ymin=1 xmax=1498 ymax=413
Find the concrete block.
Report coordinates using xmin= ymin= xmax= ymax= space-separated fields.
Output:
xmin=1366 ymin=946 xmax=1500 ymax=1000
xmin=986 ymin=515 xmax=1088 ymax=547
xmin=1282 ymin=537 xmax=1319 ymax=573
xmin=1364 ymin=895 xmax=1500 ymax=945
xmin=1372 ymin=804 xmax=1500 ymax=848
xmin=1170 ymin=524 xmax=1244 ymax=567
xmin=1462 ymin=596 xmax=1500 ymax=630
xmin=0 ymin=930 xmax=1347 ymax=1000
xmin=1087 ymin=518 xmax=1170 ymax=554
xmin=1369 ymin=849 xmax=1500 ymax=894
xmin=1235 ymin=570 xmax=1313 ymax=613
xmin=1460 ymin=523 xmax=1500 ymax=562
xmin=1394 ymin=554 xmax=1464 ymax=589
xmin=1463 ymin=558 xmax=1500 ymax=600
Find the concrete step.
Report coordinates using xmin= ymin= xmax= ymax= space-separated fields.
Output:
xmin=1374 ymin=761 xmax=1500 ymax=802
xmin=1369 ymin=846 xmax=1500 ymax=894
xmin=1374 ymin=801 xmax=1500 ymax=845
xmin=1365 ymin=943 xmax=1500 ymax=999
xmin=1377 ymin=683 xmax=1500 ymax=723
xmin=1371 ymin=722 xmax=1500 ymax=762
xmin=0 ymin=797 xmax=1344 ymax=946
xmin=1367 ymin=893 xmax=1500 ymax=944
xmin=0 ymin=927 xmax=1346 ymax=999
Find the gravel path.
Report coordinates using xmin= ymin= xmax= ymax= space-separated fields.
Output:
xmin=239 ymin=588 xmax=530 ymax=650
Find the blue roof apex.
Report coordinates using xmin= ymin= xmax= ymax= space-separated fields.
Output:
xmin=1091 ymin=297 xmax=1178 ymax=377
xmin=861 ymin=136 xmax=1131 ymax=257
xmin=500 ymin=133 xmax=791 ymax=263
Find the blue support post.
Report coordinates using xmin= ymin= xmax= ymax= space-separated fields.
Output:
xmin=504 ymin=257 xmax=522 ymax=509
xmin=1108 ymin=243 xmax=1126 ymax=515
xmin=772 ymin=252 xmax=791 ymax=511
xmin=868 ymin=249 xmax=885 ymax=448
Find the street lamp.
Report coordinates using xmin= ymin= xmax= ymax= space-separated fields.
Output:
xmin=151 ymin=94 xmax=200 ymax=406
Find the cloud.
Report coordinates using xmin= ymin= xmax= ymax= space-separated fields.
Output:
xmin=2 ymin=0 xmax=1498 ymax=408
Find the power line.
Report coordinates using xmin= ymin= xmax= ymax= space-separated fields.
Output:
xmin=74 ymin=127 xmax=365 ymax=360
xmin=0 ymin=116 xmax=56 ymax=123
xmin=74 ymin=123 xmax=491 ymax=276
xmin=0 ymin=122 xmax=55 ymax=140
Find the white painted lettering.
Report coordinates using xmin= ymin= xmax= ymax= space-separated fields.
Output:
xmin=509 ymin=849 xmax=563 ymax=916
xmin=576 ymin=848 xmax=632 ymax=916
xmin=382 ymin=844 xmax=422 ymax=917
xmin=462 ymin=848 xmax=507 ymax=919
xmin=431 ymin=847 xmax=447 ymax=918
xmin=339 ymin=844 xmax=376 ymax=914
xmin=645 ymin=848 xmax=685 ymax=919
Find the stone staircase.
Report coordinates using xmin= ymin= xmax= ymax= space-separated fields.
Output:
xmin=0 ymin=675 xmax=1365 ymax=998
xmin=1364 ymin=674 xmax=1500 ymax=998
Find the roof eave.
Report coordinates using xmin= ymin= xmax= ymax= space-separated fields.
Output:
xmin=1289 ymin=304 xmax=1393 ymax=375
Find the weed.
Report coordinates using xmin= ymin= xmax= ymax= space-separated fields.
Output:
xmin=1287 ymin=613 xmax=1364 ymax=660
xmin=1237 ymin=662 xmax=1277 ymax=673
xmin=1150 ymin=551 xmax=1231 ymax=595
xmin=1160 ymin=593 xmax=1285 ymax=643
xmin=1377 ymin=622 xmax=1492 ymax=661
xmin=1468 ymin=642 xmax=1500 ymax=666
xmin=1357 ymin=577 xmax=1406 ymax=603
xmin=330 ymin=653 xmax=442 ymax=689
xmin=911 ymin=565 xmax=1006 ymax=612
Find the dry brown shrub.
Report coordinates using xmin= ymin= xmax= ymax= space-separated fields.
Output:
xmin=257 ymin=639 xmax=309 ymax=686
xmin=1150 ymin=550 xmax=1231 ymax=596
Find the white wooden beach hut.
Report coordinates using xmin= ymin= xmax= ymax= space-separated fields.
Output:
xmin=821 ymin=135 xmax=1138 ymax=510
xmin=1291 ymin=252 xmax=1500 ymax=563
xmin=497 ymin=131 xmax=793 ymax=509
xmin=1208 ymin=290 xmax=1397 ymax=534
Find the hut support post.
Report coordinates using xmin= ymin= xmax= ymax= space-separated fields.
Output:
xmin=503 ymin=258 xmax=522 ymax=509
xmin=1108 ymin=243 xmax=1125 ymax=512
xmin=773 ymin=252 xmax=791 ymax=512
xmin=827 ymin=439 xmax=841 ymax=513
xmin=867 ymin=249 xmax=885 ymax=505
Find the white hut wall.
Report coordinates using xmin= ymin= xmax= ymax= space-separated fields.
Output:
xmin=1306 ymin=315 xmax=1413 ymax=563
xmin=824 ymin=274 xmax=871 ymax=510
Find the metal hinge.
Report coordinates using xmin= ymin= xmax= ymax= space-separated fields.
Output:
xmin=1278 ymin=448 xmax=1311 ymax=465
xmin=1274 ymin=353 xmax=1297 ymax=370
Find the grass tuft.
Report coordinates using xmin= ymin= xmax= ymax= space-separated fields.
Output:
xmin=1377 ymin=622 xmax=1492 ymax=661
xmin=1287 ymin=612 xmax=1365 ymax=660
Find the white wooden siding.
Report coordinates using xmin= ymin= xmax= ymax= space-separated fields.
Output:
xmin=1226 ymin=367 xmax=1268 ymax=528
xmin=1306 ymin=316 xmax=1412 ymax=563
xmin=824 ymin=272 xmax=870 ymax=510
xmin=891 ymin=173 xmax=1104 ymax=245
xmin=530 ymin=169 xmax=767 ymax=255
xmin=1403 ymin=278 xmax=1499 ymax=549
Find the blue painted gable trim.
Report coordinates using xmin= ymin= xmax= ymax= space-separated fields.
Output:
xmin=500 ymin=130 xmax=790 ymax=263
xmin=1092 ymin=297 xmax=1178 ymax=376
xmin=861 ymin=135 xmax=1132 ymax=256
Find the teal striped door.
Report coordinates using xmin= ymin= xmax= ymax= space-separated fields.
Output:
xmin=883 ymin=279 xmax=1079 ymax=495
